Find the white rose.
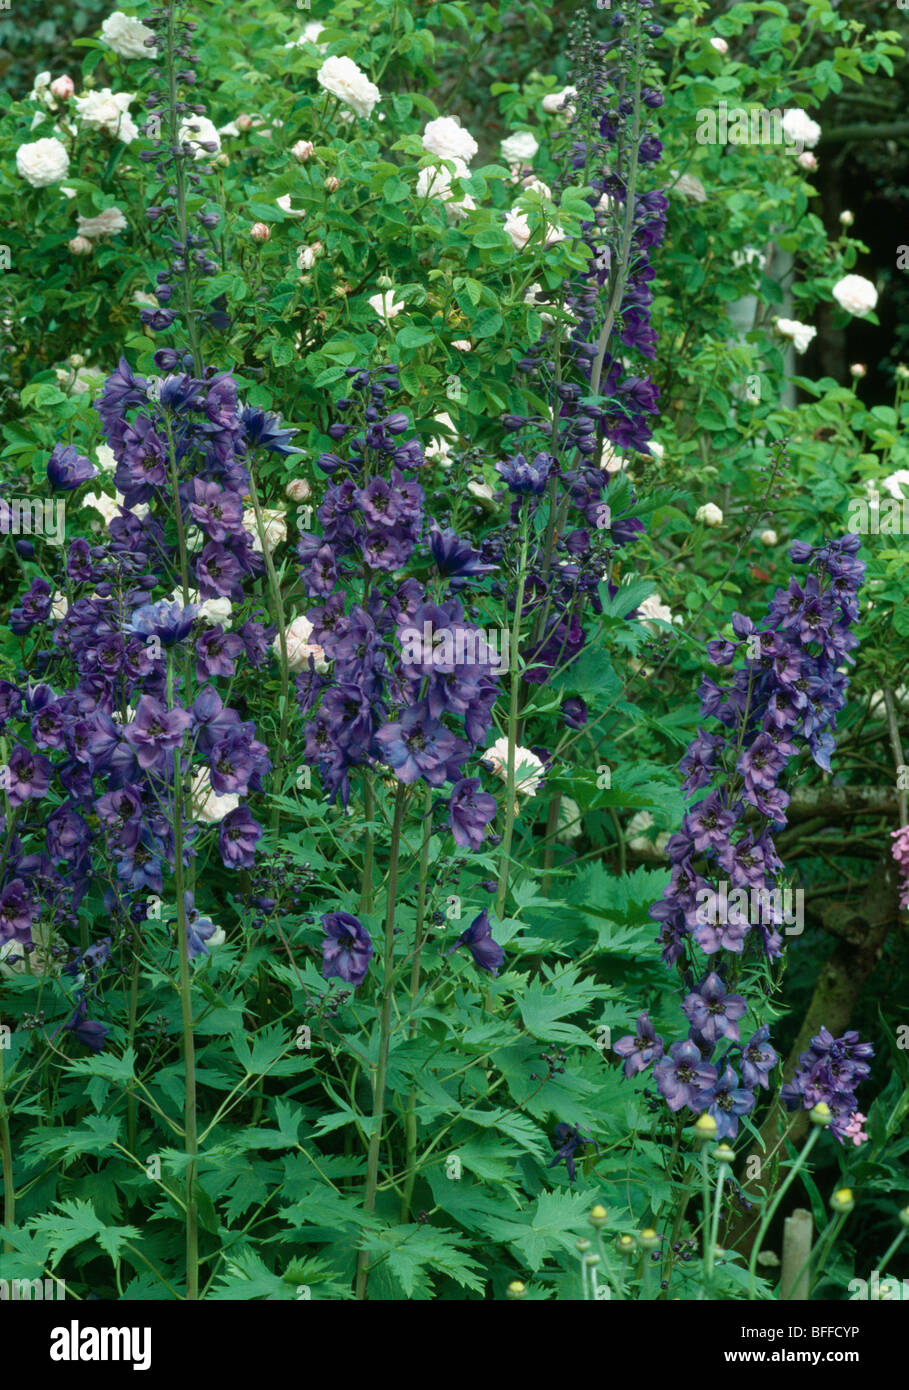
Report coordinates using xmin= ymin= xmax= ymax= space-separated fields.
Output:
xmin=317 ymin=56 xmax=380 ymax=119
xmin=521 ymin=174 xmax=551 ymax=199
xmin=77 ymin=206 xmax=128 ymax=239
xmin=286 ymin=477 xmax=311 ymax=502
xmin=178 ymin=114 xmax=221 ymax=159
xmin=292 ymin=139 xmax=315 ymax=162
xmin=96 ymin=443 xmax=117 ymax=472
xmin=286 ymin=21 xmax=327 ymax=51
xmin=556 ymin=795 xmax=583 ymax=843
xmin=68 ymin=235 xmax=93 ymax=256
xmin=29 ymin=72 xmax=56 ymax=109
xmin=798 ymin=151 xmax=818 ymax=171
xmin=775 ymin=317 xmax=816 ymax=353
xmin=197 ymin=596 xmax=232 ymax=626
xmin=191 ymin=769 xmax=240 ymax=824
xmin=501 ymin=130 xmax=539 ymax=165
xmin=243 ymin=505 xmax=286 ymax=553
xmin=710 ymin=36 xmax=729 ymax=53
xmin=277 ymin=193 xmax=306 ymax=218
xmin=278 ymin=615 xmax=328 ymax=672
xmin=101 ymin=11 xmax=156 ymax=59
xmin=297 ymin=241 xmax=323 ymax=270
xmin=638 ymin=592 xmax=674 ymax=631
xmin=452 ymin=339 xmax=471 ymax=351
xmin=832 ymin=274 xmax=877 ymax=317
xmin=781 ymin=108 xmax=821 ymax=150
xmin=416 ymin=159 xmax=475 ymax=219
xmin=421 ymin=116 xmax=478 ymax=165
xmin=839 ymin=209 xmax=854 ymax=227
xmin=483 ymin=737 xmax=545 ymax=797
xmin=83 ymin=490 xmax=122 ymax=527
xmin=647 ymin=440 xmax=665 ymax=460
xmin=695 ymin=502 xmax=724 ymax=527
xmin=759 ymin=529 xmax=778 ymax=546
xmin=74 ymin=88 xmax=137 ymax=142
xmin=503 ymin=208 xmax=564 ymax=250
xmin=16 ymin=136 xmax=70 ymax=187
xmin=541 ymin=86 xmax=576 ymax=115
xmin=882 ymin=469 xmax=909 ymax=500
xmin=51 ymin=589 xmax=69 ymax=621
xmin=369 ymin=289 xmax=405 ymax=321
xmin=467 ymin=478 xmax=496 ymax=507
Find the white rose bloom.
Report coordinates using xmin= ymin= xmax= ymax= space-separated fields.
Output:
xmin=600 ymin=441 xmax=625 ymax=474
xmin=882 ymin=469 xmax=909 ymax=500
xmin=832 ymin=274 xmax=878 ymax=318
xmin=51 ymin=589 xmax=69 ymax=621
xmin=798 ymin=151 xmax=818 ymax=171
xmin=77 ymin=206 xmax=128 ymax=239
xmin=277 ymin=193 xmax=306 ymax=218
xmin=317 ymin=56 xmax=380 ymax=119
xmin=647 ymin=440 xmax=665 ymax=460
xmin=775 ymin=317 xmax=816 ymax=353
xmin=197 ymin=596 xmax=233 ymax=627
xmin=556 ymin=795 xmax=583 ymax=843
xmin=710 ymin=36 xmax=729 ymax=53
xmin=467 ymin=478 xmax=496 ymax=507
xmin=524 ymin=281 xmax=556 ymax=326
xmin=421 ymin=116 xmax=478 ymax=165
xmin=74 ymin=88 xmax=137 ymax=142
xmin=521 ymin=174 xmax=551 ymax=199
xmin=541 ymin=86 xmax=576 ymax=115
xmin=638 ymin=592 xmax=675 ymax=631
xmin=16 ymin=136 xmax=70 ymax=187
xmin=781 ymin=108 xmax=821 ymax=149
xmin=427 ymin=412 xmax=456 ymax=464
xmin=759 ymin=529 xmax=778 ymax=546
xmin=101 ymin=11 xmax=156 ymax=59
xmin=286 ymin=477 xmax=311 ymax=502
xmin=83 ymin=490 xmax=122 ymax=527
xmin=483 ymin=737 xmax=545 ymax=797
xmin=132 ymin=290 xmax=158 ymax=307
xmin=503 ymin=208 xmax=564 ymax=250
xmin=297 ymin=241 xmax=323 ymax=270
xmin=191 ymin=769 xmax=240 ymax=824
xmin=452 ymin=338 xmax=471 ymax=351
xmin=285 ymin=21 xmax=327 ymax=52
xmin=695 ymin=502 xmax=724 ymax=527
xmin=178 ymin=114 xmax=221 ymax=158
xmin=501 ymin=130 xmax=539 ymax=165
xmin=29 ymin=72 xmax=57 ymax=109
xmin=96 ymin=443 xmax=117 ymax=472
xmin=369 ymin=289 xmax=405 ymax=321
xmin=671 ymin=171 xmax=707 ymax=202
xmin=416 ymin=160 xmax=475 ymax=219
xmin=243 ymin=505 xmax=287 ymax=553
xmin=278 ymin=615 xmax=329 ymax=673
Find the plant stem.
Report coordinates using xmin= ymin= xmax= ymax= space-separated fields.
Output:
xmin=401 ymin=785 xmax=433 ymax=1223
xmin=748 ymin=1125 xmax=821 ymax=1297
xmin=0 ymin=1043 xmax=14 ymax=1252
xmin=356 ymin=783 xmax=407 ymax=1299
xmin=495 ymin=512 xmax=530 ymax=922
xmin=168 ymin=653 xmax=198 ymax=1300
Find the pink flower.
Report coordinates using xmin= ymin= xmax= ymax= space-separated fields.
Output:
xmin=891 ymin=825 xmax=909 ymax=909
xmin=250 ymin=222 xmax=270 ymax=242
xmin=843 ymin=1112 xmax=869 ymax=1146
xmin=292 ymin=139 xmax=315 ymax=162
xmin=50 ymin=75 xmax=75 ymax=99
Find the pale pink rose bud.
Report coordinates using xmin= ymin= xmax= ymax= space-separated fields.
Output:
xmin=798 ymin=151 xmax=818 ymax=171
xmin=850 ymin=363 xmax=867 ymax=379
xmin=839 ymin=209 xmax=854 ymax=227
xmin=250 ymin=222 xmax=270 ymax=242
xmin=292 ymin=139 xmax=315 ymax=162
xmin=324 ymin=175 xmax=340 ymax=192
xmin=286 ymin=478 xmax=311 ymax=502
xmin=68 ymin=235 xmax=93 ymax=256
xmin=709 ymin=36 xmax=728 ymax=54
xmin=50 ymin=75 xmax=75 ymax=99
xmin=236 ymin=114 xmax=253 ymax=132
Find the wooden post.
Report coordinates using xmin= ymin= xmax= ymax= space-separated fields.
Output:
xmin=781 ymin=1208 xmax=813 ymax=1300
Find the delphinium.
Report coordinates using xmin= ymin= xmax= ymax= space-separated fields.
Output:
xmin=0 ymin=0 xmax=293 ymax=1300
xmin=612 ymin=535 xmax=876 ymax=1290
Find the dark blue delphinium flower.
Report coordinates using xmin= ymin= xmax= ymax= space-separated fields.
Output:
xmin=129 ymin=599 xmax=198 ymax=648
xmin=218 ymin=805 xmax=263 ymax=869
xmin=496 ymin=451 xmax=553 ymax=495
xmin=445 ymin=909 xmax=504 ymax=977
xmin=62 ymin=998 xmax=110 ymax=1052
xmin=780 ymin=1027 xmax=874 ymax=1141
xmin=429 ymin=526 xmax=498 ymax=585
xmin=739 ymin=1025 xmax=778 ymax=1090
xmin=546 ymin=1123 xmax=598 ymax=1182
xmin=700 ymin=1064 xmax=755 ymax=1141
xmin=447 ymin=777 xmax=497 ymax=851
xmin=321 ymin=911 xmax=373 ymax=986
xmin=47 ymin=443 xmax=97 ymax=491
xmin=241 ymin=405 xmax=301 ymax=456
xmin=374 ymin=703 xmax=469 ymax=787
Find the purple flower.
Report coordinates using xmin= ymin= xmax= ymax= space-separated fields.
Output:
xmin=740 ymin=1025 xmax=778 ymax=1090
xmin=445 ymin=909 xmax=504 ymax=977
xmin=496 ymin=451 xmax=553 ymax=495
xmin=681 ymin=972 xmax=747 ymax=1045
xmin=546 ymin=1123 xmax=597 ymax=1182
xmin=218 ymin=806 xmax=263 ymax=869
xmin=374 ymin=704 xmax=468 ymax=786
xmin=47 ymin=443 xmax=96 ymax=490
xmin=448 ymin=777 xmax=497 ymax=850
xmin=7 ymin=745 xmax=52 ymax=807
xmin=195 ymin=626 xmax=244 ymax=681
xmin=62 ymin=998 xmax=109 ymax=1053
xmin=654 ymin=1040 xmax=718 ymax=1113
xmin=0 ymin=879 xmax=38 ymax=944
xmin=701 ymin=1064 xmax=755 ymax=1140
xmin=613 ymin=1010 xmax=665 ymax=1078
xmin=124 ymin=695 xmax=192 ymax=770
xmin=321 ymin=911 xmax=373 ymax=986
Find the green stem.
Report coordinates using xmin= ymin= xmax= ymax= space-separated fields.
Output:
xmin=168 ymin=653 xmax=198 ymax=1300
xmin=0 ymin=1043 xmax=14 ymax=1252
xmin=748 ymin=1125 xmax=821 ymax=1297
xmin=401 ymin=785 xmax=433 ymax=1223
xmin=356 ymin=783 xmax=407 ymax=1299
xmin=495 ymin=512 xmax=530 ymax=922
